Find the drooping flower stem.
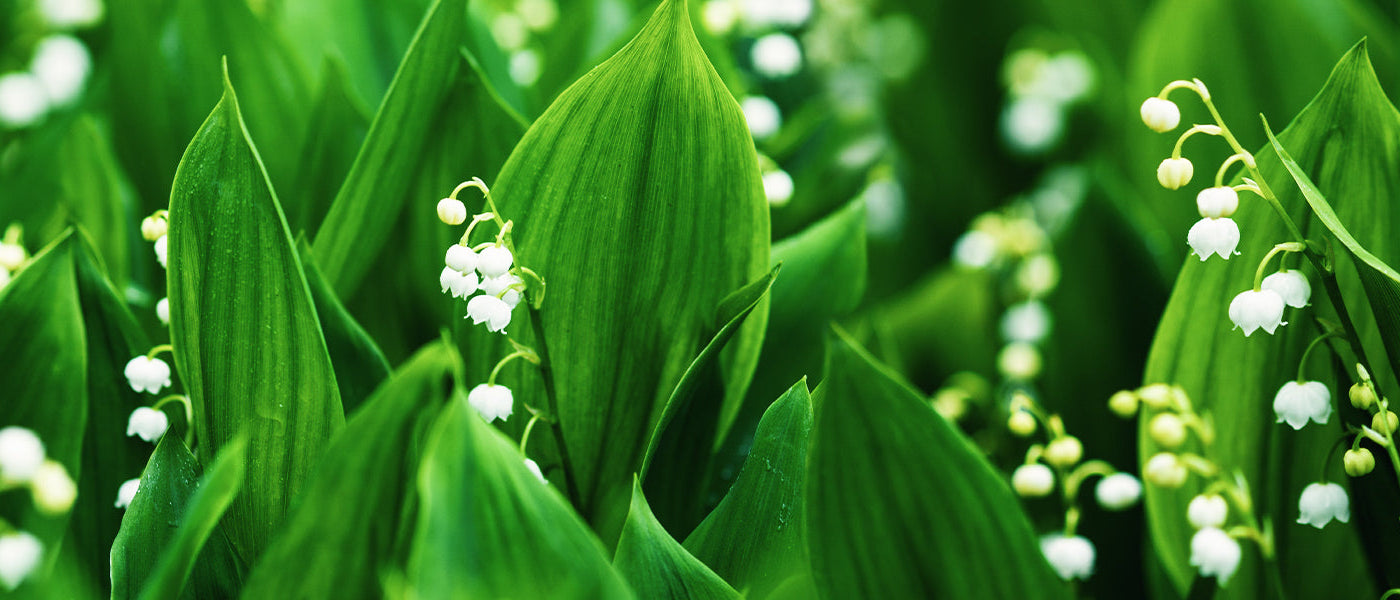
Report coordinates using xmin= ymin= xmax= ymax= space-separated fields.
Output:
xmin=519 ymin=412 xmax=543 ymax=455
xmin=1295 ymin=332 xmax=1341 ymax=383
xmin=1251 ymin=243 xmax=1302 ymax=291
xmin=145 ymin=344 xmax=174 ymax=360
xmin=1172 ymin=124 xmax=1220 ymax=159
xmin=487 ymin=348 xmax=540 ymax=386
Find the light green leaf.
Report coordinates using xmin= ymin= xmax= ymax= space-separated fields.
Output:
xmin=289 ymin=59 xmax=372 ymax=235
xmin=57 ymin=120 xmax=132 ymax=288
xmin=167 ymin=69 xmax=344 ymax=565
xmin=457 ymin=0 xmax=769 ymax=542
xmin=408 ymin=396 xmax=633 ymax=599
xmin=240 ymin=342 xmax=456 ymax=599
xmin=808 ymin=328 xmax=1068 ymax=599
xmin=1141 ymin=41 xmax=1383 ymax=598
xmin=272 ymin=0 xmax=431 ymax=107
xmin=311 ymin=0 xmax=527 ymax=298
xmin=297 ymin=240 xmax=391 ymax=416
xmin=614 ymin=479 xmax=739 ymax=600
xmin=685 ymin=379 xmax=812 ymax=599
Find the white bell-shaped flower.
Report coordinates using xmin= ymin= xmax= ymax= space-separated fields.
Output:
xmin=1040 ymin=534 xmax=1095 ymax=581
xmin=445 ymin=244 xmax=478 ymax=273
xmin=439 ymin=267 xmax=479 ymax=299
xmin=1297 ymin=482 xmax=1349 ymax=529
xmin=30 ymin=35 xmax=91 ymax=106
xmin=156 ymin=297 xmax=170 ymax=325
xmin=1261 ymin=270 xmax=1311 ymax=308
xmin=1011 ymin=464 xmax=1055 ymax=497
xmin=30 ymin=460 xmax=75 ymax=515
xmin=0 ymin=73 xmax=49 ymax=129
xmin=1000 ymin=300 xmax=1052 ymax=344
xmin=1195 ymin=186 xmax=1239 ymax=218
xmin=1273 ymin=381 xmax=1331 ymax=430
xmin=0 ymin=531 xmax=42 ymax=591
xmin=524 ymin=458 xmax=546 ymax=483
xmin=483 ymin=274 xmax=524 ymax=309
xmin=436 ymin=198 xmax=467 ymax=225
xmin=115 ymin=478 xmax=141 ymax=509
xmin=126 ymin=407 xmax=169 ymax=443
xmin=0 ymin=427 xmax=45 ymax=483
xmin=0 ymin=242 xmax=24 ymax=271
xmin=1189 ymin=527 xmax=1241 ymax=585
xmin=751 ymin=32 xmax=802 ymax=78
xmin=1144 ymin=452 xmax=1188 ymax=488
xmin=1140 ymin=97 xmax=1181 ymax=132
xmin=141 ymin=216 xmax=167 ymax=242
xmin=1187 ymin=494 xmax=1228 ymax=529
xmin=466 ymin=295 xmax=513 ymax=332
xmin=477 ymin=245 xmax=514 ymax=278
xmin=1156 ymin=157 xmax=1194 ymax=190
xmin=1094 ymin=473 xmax=1142 ymax=510
xmin=763 ymin=170 xmax=795 ymax=206
xmin=1187 ymin=218 xmax=1240 ymax=261
xmin=38 ymin=0 xmax=104 ymax=29
xmin=741 ymin=95 xmax=782 ymax=141
xmin=1228 ymin=289 xmax=1286 ymax=336
xmin=468 ymin=383 xmax=514 ymax=422
xmin=153 ymin=234 xmax=168 ymax=268
xmin=124 ymin=355 xmax=172 ymax=394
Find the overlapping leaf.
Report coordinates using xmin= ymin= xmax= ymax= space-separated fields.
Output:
xmin=297 ymin=241 xmax=391 ymax=415
xmin=166 ymin=71 xmax=344 ymax=565
xmin=614 ymin=480 xmax=739 ymax=600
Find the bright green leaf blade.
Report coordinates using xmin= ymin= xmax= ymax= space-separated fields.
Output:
xmin=297 ymin=240 xmax=391 ymax=416
xmin=311 ymin=0 xmax=527 ymax=298
xmin=167 ymin=71 xmax=344 ymax=565
xmin=459 ymin=0 xmax=769 ymax=542
xmin=1141 ymin=41 xmax=1383 ymax=598
xmin=685 ymin=379 xmax=813 ymax=599
xmin=272 ymin=0 xmax=431 ymax=108
xmin=614 ymin=479 xmax=739 ymax=600
xmin=240 ymin=342 xmax=456 ymax=599
xmin=290 ymin=59 xmax=372 ymax=235
xmin=58 ymin=120 xmax=132 ymax=288
xmin=134 ymin=437 xmax=247 ymax=600
xmin=408 ymin=397 xmax=634 ymax=599
xmin=809 ymin=328 xmax=1068 ymax=599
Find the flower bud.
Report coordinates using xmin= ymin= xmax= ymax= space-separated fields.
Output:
xmin=1372 ymin=410 xmax=1398 ymax=435
xmin=1195 ymin=186 xmax=1239 ymax=218
xmin=1095 ymin=473 xmax=1142 ymax=510
xmin=1190 ymin=527 xmax=1241 ymax=585
xmin=1349 ymin=382 xmax=1378 ymax=410
xmin=477 ymin=245 xmax=514 ymax=278
xmin=1008 ymin=411 xmax=1037 ymax=437
xmin=0 ymin=427 xmax=45 ymax=483
xmin=1261 ymin=270 xmax=1310 ymax=308
xmin=1140 ymin=97 xmax=1181 ymax=132
xmin=155 ymin=297 xmax=170 ymax=326
xmin=1149 ymin=413 xmax=1188 ymax=448
xmin=140 ymin=215 xmax=167 ymax=241
xmin=1156 ymin=157 xmax=1194 ymax=190
xmin=465 ymin=294 xmax=513 ymax=333
xmin=524 ymin=458 xmax=547 ymax=484
xmin=153 ymin=234 xmax=168 ymax=268
xmin=1187 ymin=494 xmax=1228 ymax=529
xmin=0 ymin=531 xmax=42 ymax=590
xmin=1273 ymin=380 xmax=1331 ymax=430
xmin=115 ymin=478 xmax=141 ymax=509
xmin=436 ymin=198 xmax=467 ymax=225
xmin=1344 ymin=448 xmax=1375 ymax=477
xmin=1144 ymin=452 xmax=1188 ymax=488
xmin=1137 ymin=384 xmax=1173 ymax=409
xmin=445 ymin=244 xmax=478 ymax=273
xmin=1011 ymin=464 xmax=1055 ymax=497
xmin=1108 ymin=390 xmax=1138 ymax=418
xmin=997 ymin=343 xmax=1041 ymax=380
xmin=1044 ymin=436 xmax=1083 ymax=468
xmin=29 ymin=460 xmax=75 ymax=515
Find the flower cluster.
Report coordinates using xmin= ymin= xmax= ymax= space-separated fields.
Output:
xmin=0 ymin=224 xmax=29 ymax=291
xmin=121 ymin=345 xmax=192 ymax=509
xmin=437 ymin=179 xmax=537 ymax=336
xmin=1338 ymin=363 xmax=1396 ymax=481
xmin=999 ymin=45 xmax=1096 ymax=155
xmin=479 ymin=0 xmax=559 ymax=87
xmin=1005 ymin=391 xmax=1140 ymax=582
xmin=0 ymin=0 xmax=100 ymax=131
xmin=140 ymin=210 xmax=172 ymax=325
xmin=0 ymin=426 xmax=78 ymax=590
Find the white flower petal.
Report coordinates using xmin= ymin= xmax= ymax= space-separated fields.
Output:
xmin=467 ymin=383 xmax=514 ymax=422
xmin=1190 ymin=527 xmax=1241 ymax=585
xmin=1040 ymin=535 xmax=1095 ymax=581
xmin=0 ymin=427 xmax=45 ymax=483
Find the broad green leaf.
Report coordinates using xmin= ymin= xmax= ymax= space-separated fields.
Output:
xmin=297 ymin=241 xmax=391 ymax=416
xmin=65 ymin=232 xmax=154 ymax=594
xmin=240 ymin=342 xmax=457 ymax=599
xmin=408 ymin=396 xmax=633 ymax=599
xmin=56 ymin=119 xmax=132 ymax=288
xmin=808 ymin=328 xmax=1068 ymax=599
xmin=614 ymin=479 xmax=739 ymax=600
xmin=457 ymin=0 xmax=769 ymax=542
xmin=135 ymin=437 xmax=247 ymax=600
xmin=271 ymin=0 xmax=431 ymax=107
xmin=685 ymin=379 xmax=813 ymax=599
xmin=290 ymin=59 xmax=372 ymax=235
xmin=0 ymin=232 xmax=87 ymax=567
xmin=167 ymin=70 xmax=344 ymax=565
xmin=1141 ymin=42 xmax=1382 ymax=598
xmin=110 ymin=436 xmax=242 ymax=600
xmin=312 ymin=0 xmax=528 ymax=298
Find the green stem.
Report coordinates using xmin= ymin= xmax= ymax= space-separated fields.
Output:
xmin=1252 ymin=244 xmax=1299 ymax=291
xmin=1295 ymin=332 xmax=1341 ymax=382
xmin=519 ymin=413 xmax=542 ymax=455
xmin=146 ymin=344 xmax=174 ymax=360
xmin=1215 ymin=153 xmax=1248 ymax=188
xmin=487 ymin=348 xmax=539 ymax=386
xmin=523 ymin=306 xmax=580 ymax=504
xmin=1172 ymin=124 xmax=1221 ymax=159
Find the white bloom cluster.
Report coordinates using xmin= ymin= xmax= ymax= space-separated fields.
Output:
xmin=0 ymin=31 xmax=95 ymax=129
xmin=0 ymin=427 xmax=77 ymax=564
xmin=701 ymin=0 xmax=811 ymax=36
xmin=442 ymin=242 xmax=521 ymax=334
xmin=1000 ymin=48 xmax=1096 ymax=154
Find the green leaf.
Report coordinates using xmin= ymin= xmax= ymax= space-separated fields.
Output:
xmin=239 ymin=342 xmax=455 ymax=599
xmin=57 ymin=120 xmax=133 ymax=288
xmin=289 ymin=59 xmax=372 ymax=235
xmin=134 ymin=436 xmax=247 ymax=600
xmin=614 ymin=479 xmax=740 ymax=600
xmin=167 ymin=69 xmax=344 ymax=565
xmin=297 ymin=240 xmax=392 ymax=416
xmin=458 ymin=0 xmax=769 ymax=542
xmin=1140 ymin=41 xmax=1383 ymax=598
xmin=272 ymin=0 xmax=432 ymax=108
xmin=685 ymin=379 xmax=813 ymax=599
xmin=408 ymin=396 xmax=634 ymax=599
xmin=0 ymin=232 xmax=87 ymax=564
xmin=808 ymin=328 xmax=1068 ymax=599
xmin=311 ymin=0 xmax=527 ymax=298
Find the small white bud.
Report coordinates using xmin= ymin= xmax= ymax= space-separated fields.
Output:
xmin=1261 ymin=270 xmax=1311 ymax=308
xmin=153 ymin=234 xmax=168 ymax=268
xmin=155 ymin=297 xmax=170 ymax=326
xmin=123 ymin=355 xmax=172 ymax=395
xmin=0 ymin=242 xmax=27 ymax=271
xmin=1094 ymin=473 xmax=1142 ymax=510
xmin=1148 ymin=413 xmax=1188 ymax=448
xmin=1044 ymin=436 xmax=1083 ymax=468
xmin=468 ymin=383 xmax=514 ymax=422
xmin=1140 ymin=97 xmax=1180 ymax=133
xmin=751 ymin=33 xmax=803 ymax=79
xmin=1187 ymin=494 xmax=1228 ymax=529
xmin=1189 ymin=527 xmax=1241 ymax=585
xmin=465 ymin=295 xmax=513 ymax=333
xmin=1273 ymin=380 xmax=1331 ymax=430
xmin=1228 ymin=289 xmax=1286 ymax=336
xmin=126 ymin=407 xmax=169 ymax=443
xmin=701 ymin=0 xmax=739 ymax=35
xmin=29 ymin=460 xmax=76 ymax=515
xmin=0 ymin=73 xmax=49 ymax=129
xmin=997 ymin=343 xmax=1042 ymax=380
xmin=763 ymin=170 xmax=794 ymax=206
xmin=1000 ymin=301 xmax=1052 ymax=344
xmin=1344 ymin=448 xmax=1376 ymax=477
xmin=445 ymin=244 xmax=478 ymax=273
xmin=477 ymin=245 xmax=514 ymax=278
xmin=524 ymin=458 xmax=546 ymax=483
xmin=0 ymin=531 xmax=42 ymax=591
xmin=30 ymin=35 xmax=92 ymax=106
xmin=1195 ymin=186 xmax=1239 ymax=218
xmin=1144 ymin=452 xmax=1188 ymax=488
xmin=741 ymin=96 xmax=782 ymax=141
xmin=439 ymin=267 xmax=479 ymax=299
xmin=1011 ymin=464 xmax=1055 ymax=497
xmin=141 ymin=216 xmax=168 ymax=242
xmin=1040 ymin=534 xmax=1095 ymax=581
xmin=38 ymin=0 xmax=104 ymax=29
xmin=0 ymin=427 xmax=46 ymax=483
xmin=115 ymin=477 xmax=141 ymax=509
xmin=1108 ymin=390 xmax=1138 ymax=418
xmin=1007 ymin=411 xmax=1037 ymax=437
xmin=1156 ymin=157 xmax=1194 ymax=190
xmin=436 ymin=198 xmax=467 ymax=225
xmin=1186 ymin=217 xmax=1240 ymax=261
xmin=1297 ymin=482 xmax=1349 ymax=529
